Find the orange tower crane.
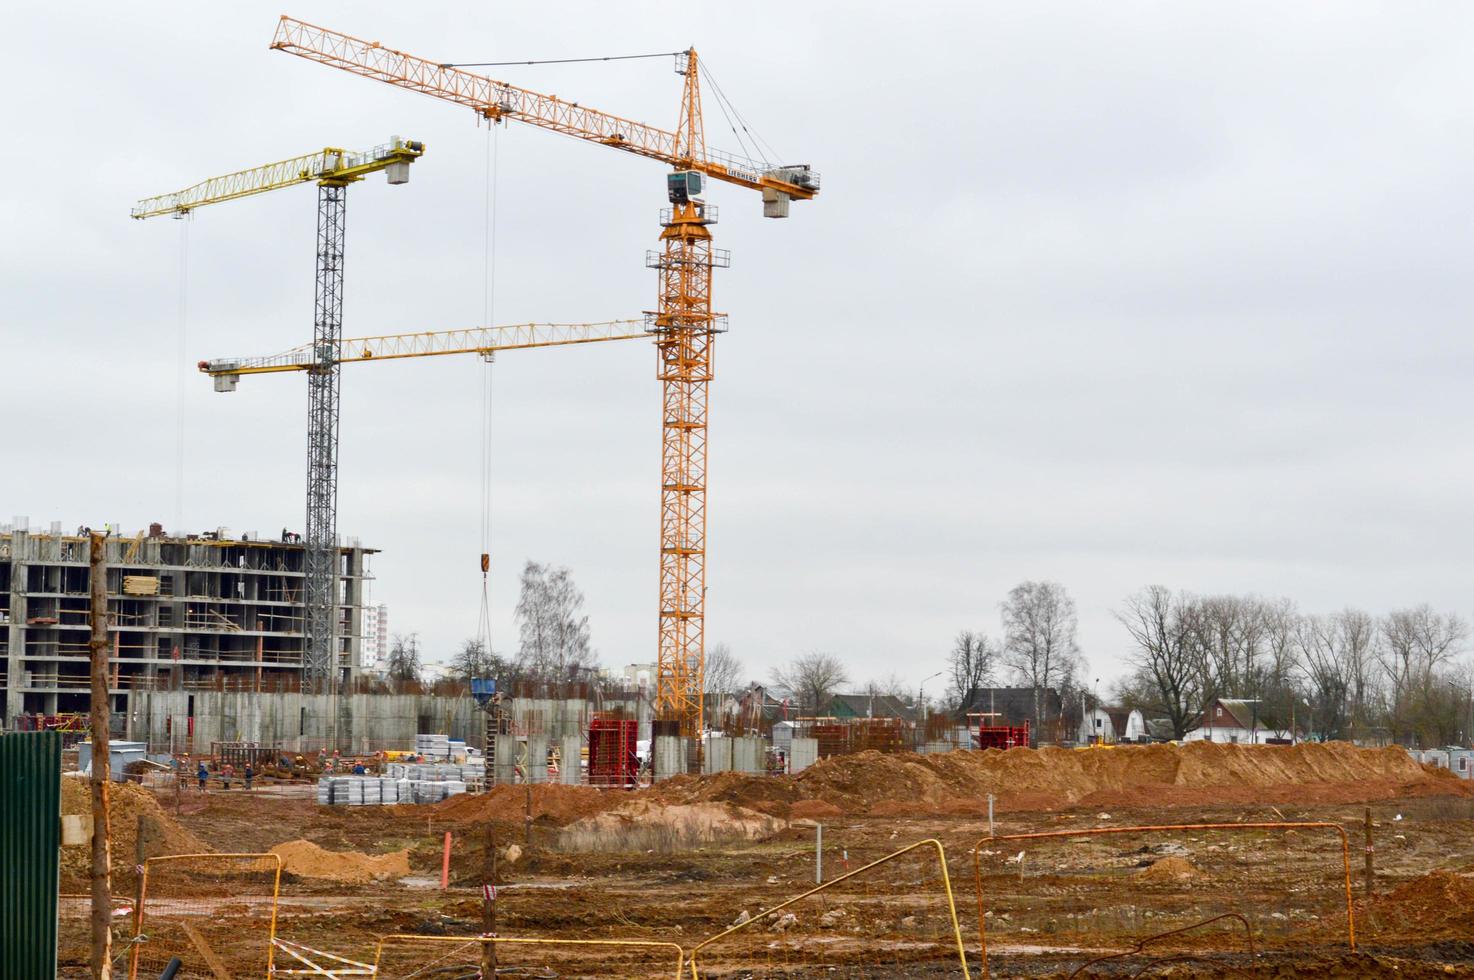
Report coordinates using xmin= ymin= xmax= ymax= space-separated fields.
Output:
xmin=269 ymin=16 xmax=819 ymax=736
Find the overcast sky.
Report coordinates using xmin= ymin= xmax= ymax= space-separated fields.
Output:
xmin=5 ymin=3 xmax=1474 ymax=695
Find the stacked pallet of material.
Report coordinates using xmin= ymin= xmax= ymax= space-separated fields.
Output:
xmin=386 ymin=762 xmax=484 ymax=782
xmin=415 ymin=734 xmax=452 ymax=760
xmin=316 ymin=775 xmax=467 ymax=806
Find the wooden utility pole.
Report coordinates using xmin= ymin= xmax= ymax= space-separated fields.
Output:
xmin=1364 ymin=807 xmax=1375 ymax=898
xmin=88 ymin=530 xmax=113 ymax=980
xmin=482 ymin=822 xmax=497 ymax=978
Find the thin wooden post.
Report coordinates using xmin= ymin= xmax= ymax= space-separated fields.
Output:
xmin=1364 ymin=807 xmax=1374 ymax=898
xmin=440 ymin=831 xmax=452 ymax=890
xmin=132 ymin=814 xmax=149 ymax=963
xmin=524 ymin=781 xmax=532 ymax=846
xmin=88 ymin=530 xmax=112 ymax=980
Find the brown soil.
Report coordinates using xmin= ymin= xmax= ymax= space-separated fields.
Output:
xmin=266 ymin=839 xmax=412 ymax=883
xmin=645 ymin=742 xmax=1468 ymax=817
xmin=59 ymin=776 xmax=210 ymax=888
xmin=432 ymin=783 xmax=612 ymax=826
xmin=790 ymin=799 xmax=844 ymax=820
xmin=1361 ymin=867 xmax=1474 ymax=939
xmin=1136 ymin=855 xmax=1198 ymax=881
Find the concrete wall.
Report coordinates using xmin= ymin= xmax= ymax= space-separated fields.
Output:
xmin=124 ymin=690 xmax=480 ymax=754
xmin=526 ymin=734 xmax=548 ymax=783
xmin=731 ymin=736 xmax=764 ymax=773
xmin=560 ymin=734 xmax=581 ymax=785
xmin=789 ymin=737 xmax=818 ymax=773
xmin=653 ymin=735 xmax=688 ymax=782
xmin=703 ymin=736 xmax=733 ymax=773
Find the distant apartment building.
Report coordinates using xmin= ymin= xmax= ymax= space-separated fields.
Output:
xmin=361 ymin=602 xmax=389 ymax=674
xmin=1 ymin=521 xmax=375 ymax=723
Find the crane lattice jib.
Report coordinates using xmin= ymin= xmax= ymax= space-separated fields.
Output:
xmin=199 ymin=320 xmax=648 ymax=379
xmin=269 ymin=17 xmax=818 ymax=200
xmin=130 ymin=139 xmax=424 ymax=219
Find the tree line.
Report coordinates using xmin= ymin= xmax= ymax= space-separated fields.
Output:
xmin=1115 ymin=587 xmax=1472 ymax=746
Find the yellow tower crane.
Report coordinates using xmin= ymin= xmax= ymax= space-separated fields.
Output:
xmin=268 ymin=15 xmax=821 ymax=736
xmin=133 ymin=137 xmax=427 ymax=692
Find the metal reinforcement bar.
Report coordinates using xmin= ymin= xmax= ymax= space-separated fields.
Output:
xmin=971 ymin=821 xmax=1356 ymax=980
xmin=685 ymin=837 xmax=973 ymax=980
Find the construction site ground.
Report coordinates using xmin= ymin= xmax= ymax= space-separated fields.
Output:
xmin=55 ymin=742 xmax=1474 ymax=978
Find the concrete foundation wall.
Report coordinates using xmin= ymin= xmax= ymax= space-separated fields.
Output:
xmin=702 ymin=736 xmax=733 ymax=773
xmin=526 ymin=734 xmax=548 ymax=783
xmin=653 ymin=735 xmax=688 ymax=782
xmin=560 ymin=735 xmax=581 ymax=785
xmin=789 ymin=737 xmax=818 ymax=773
xmin=731 ymin=736 xmax=765 ymax=773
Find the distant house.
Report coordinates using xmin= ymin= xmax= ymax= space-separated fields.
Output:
xmin=1184 ymin=697 xmax=1288 ymax=744
xmin=957 ymin=687 xmax=1066 ymax=743
xmin=819 ymin=693 xmax=918 ymax=725
xmin=724 ymin=684 xmax=791 ymax=733
xmin=1078 ymin=706 xmax=1147 ymax=744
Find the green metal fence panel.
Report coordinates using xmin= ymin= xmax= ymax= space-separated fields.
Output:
xmin=0 ymin=730 xmax=62 ymax=980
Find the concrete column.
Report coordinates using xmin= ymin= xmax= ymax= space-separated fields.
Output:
xmin=6 ymin=544 xmax=27 ymax=722
xmin=653 ymin=735 xmax=688 ymax=782
xmin=560 ymin=734 xmax=581 ymax=785
xmin=789 ymin=737 xmax=819 ymax=773
xmin=702 ymin=736 xmax=732 ymax=773
xmin=732 ymin=737 xmax=764 ymax=773
xmin=526 ymin=734 xmax=548 ymax=783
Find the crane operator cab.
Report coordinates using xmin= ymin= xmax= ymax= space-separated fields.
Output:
xmin=667 ymin=170 xmax=704 ymax=206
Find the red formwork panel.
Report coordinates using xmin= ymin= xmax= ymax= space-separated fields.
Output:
xmin=974 ymin=720 xmax=1030 ymax=751
xmin=588 ymin=718 xmax=639 ymax=788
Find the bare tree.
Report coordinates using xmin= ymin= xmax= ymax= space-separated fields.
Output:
xmin=704 ymin=642 xmax=744 ymax=694
xmin=448 ymin=637 xmax=506 ymax=684
xmin=1001 ymin=581 xmax=1081 ymax=744
xmin=770 ymin=652 xmax=850 ymax=716
xmin=1379 ymin=605 xmax=1466 ymax=743
xmin=1116 ymin=586 xmax=1202 ymax=739
xmin=386 ymin=633 xmax=423 ymax=684
xmin=514 ymin=560 xmax=594 ymax=682
xmin=946 ymin=630 xmax=996 ymax=714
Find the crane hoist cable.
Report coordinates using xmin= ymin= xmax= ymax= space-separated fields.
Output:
xmin=175 ymin=216 xmax=190 ymax=536
xmin=477 ymin=123 xmax=500 ymax=661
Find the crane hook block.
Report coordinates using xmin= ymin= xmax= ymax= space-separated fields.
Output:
xmin=480 ymin=553 xmax=490 ymax=574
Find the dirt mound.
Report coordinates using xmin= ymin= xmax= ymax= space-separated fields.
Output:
xmin=59 ymin=776 xmax=210 ymax=887
xmin=1363 ymin=869 xmax=1474 ymax=939
xmin=1136 ymin=855 xmax=1198 ymax=881
xmin=785 ymin=742 xmax=1465 ymax=814
xmin=558 ymin=800 xmax=785 ymax=851
xmin=266 ymin=839 xmax=411 ymax=883
xmin=430 ymin=784 xmax=612 ymax=826
xmin=646 ymin=770 xmax=801 ymax=816
xmin=789 ymin=799 xmax=843 ymax=820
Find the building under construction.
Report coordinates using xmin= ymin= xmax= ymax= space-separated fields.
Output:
xmin=1 ymin=521 xmax=374 ymax=722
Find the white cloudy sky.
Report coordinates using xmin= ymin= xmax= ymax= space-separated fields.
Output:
xmin=5 ymin=3 xmax=1473 ymax=693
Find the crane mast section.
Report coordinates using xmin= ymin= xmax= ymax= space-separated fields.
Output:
xmin=131 ymin=139 xmax=424 ymax=219
xmin=270 ymin=17 xmax=817 ymax=201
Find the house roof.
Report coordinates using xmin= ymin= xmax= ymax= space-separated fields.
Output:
xmin=958 ymin=687 xmax=1062 ymax=725
xmin=1189 ymin=697 xmax=1269 ymax=732
xmin=822 ymin=693 xmax=917 ymax=723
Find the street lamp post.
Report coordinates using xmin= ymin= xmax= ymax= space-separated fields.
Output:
xmin=918 ymin=670 xmax=945 ymax=733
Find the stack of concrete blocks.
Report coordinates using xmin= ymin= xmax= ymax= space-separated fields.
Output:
xmin=415 ymin=733 xmax=451 ymax=760
xmin=386 ymin=762 xmax=483 ymax=782
xmin=788 ymin=737 xmax=819 ymax=773
xmin=560 ymin=734 xmax=581 ymax=785
xmin=316 ymin=774 xmax=466 ymax=805
xmin=653 ymin=735 xmax=689 ymax=781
